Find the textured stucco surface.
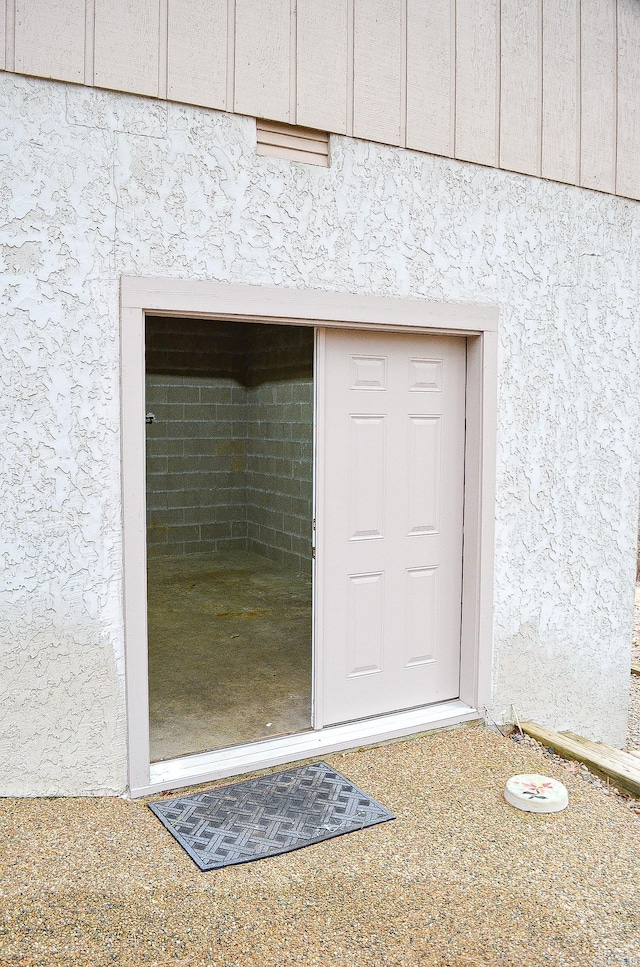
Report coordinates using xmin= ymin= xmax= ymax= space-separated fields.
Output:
xmin=1 ymin=73 xmax=639 ymax=794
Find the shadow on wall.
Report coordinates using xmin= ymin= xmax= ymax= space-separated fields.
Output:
xmin=144 ymin=317 xmax=313 ymax=385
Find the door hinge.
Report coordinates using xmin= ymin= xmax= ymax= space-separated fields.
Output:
xmin=312 ymin=546 xmax=316 ymax=559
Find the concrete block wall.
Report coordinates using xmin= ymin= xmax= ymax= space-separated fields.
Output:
xmin=145 ymin=318 xmax=248 ymax=557
xmin=144 ymin=318 xmax=313 ymax=572
xmin=245 ymin=325 xmax=314 ymax=574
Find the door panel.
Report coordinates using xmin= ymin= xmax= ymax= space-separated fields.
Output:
xmin=347 ymin=570 xmax=385 ymax=676
xmin=348 ymin=415 xmax=386 ymax=539
xmin=318 ymin=329 xmax=466 ymax=726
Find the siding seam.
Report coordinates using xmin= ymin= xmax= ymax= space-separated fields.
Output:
xmin=498 ymin=0 xmax=503 ymax=169
xmin=346 ymin=0 xmax=354 ymax=137
xmin=614 ymin=0 xmax=619 ymax=195
xmin=289 ymin=0 xmax=297 ymax=124
xmin=579 ymin=0 xmax=584 ymax=188
xmin=537 ymin=0 xmax=543 ymax=177
xmin=400 ymin=0 xmax=407 ymax=146
xmin=451 ymin=0 xmax=457 ymax=158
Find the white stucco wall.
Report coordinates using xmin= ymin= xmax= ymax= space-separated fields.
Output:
xmin=2 ymin=73 xmax=639 ymax=795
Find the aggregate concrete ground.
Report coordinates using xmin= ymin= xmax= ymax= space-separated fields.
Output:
xmin=1 ymin=724 xmax=638 ymax=967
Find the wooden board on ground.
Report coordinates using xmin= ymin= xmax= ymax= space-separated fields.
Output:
xmin=560 ymin=732 xmax=640 ymax=770
xmin=631 ymin=661 xmax=640 ymax=676
xmin=521 ymin=721 xmax=640 ymax=799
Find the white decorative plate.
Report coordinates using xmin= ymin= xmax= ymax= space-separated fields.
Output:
xmin=504 ymin=774 xmax=568 ymax=813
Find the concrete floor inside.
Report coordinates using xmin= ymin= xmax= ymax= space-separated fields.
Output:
xmin=147 ymin=550 xmax=312 ymax=762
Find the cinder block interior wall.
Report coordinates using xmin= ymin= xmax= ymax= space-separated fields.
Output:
xmin=245 ymin=324 xmax=314 ymax=573
xmin=145 ymin=318 xmax=313 ymax=573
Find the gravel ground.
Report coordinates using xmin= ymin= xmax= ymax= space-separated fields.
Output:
xmin=1 ymin=725 xmax=638 ymax=967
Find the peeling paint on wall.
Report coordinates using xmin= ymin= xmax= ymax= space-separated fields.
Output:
xmin=1 ymin=73 xmax=639 ymax=793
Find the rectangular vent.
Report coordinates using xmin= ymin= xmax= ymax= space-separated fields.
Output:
xmin=256 ymin=120 xmax=329 ymax=167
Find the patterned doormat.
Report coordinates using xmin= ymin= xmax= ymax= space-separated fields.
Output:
xmin=149 ymin=760 xmax=395 ymax=871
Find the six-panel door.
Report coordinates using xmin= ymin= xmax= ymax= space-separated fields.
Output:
xmin=318 ymin=329 xmax=467 ymax=726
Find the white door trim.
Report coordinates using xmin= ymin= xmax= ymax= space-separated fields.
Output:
xmin=120 ymin=277 xmax=498 ymax=798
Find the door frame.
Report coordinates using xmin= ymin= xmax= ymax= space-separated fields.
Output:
xmin=120 ymin=276 xmax=498 ymax=797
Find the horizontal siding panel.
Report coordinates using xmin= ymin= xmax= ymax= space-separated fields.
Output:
xmin=406 ymin=0 xmax=454 ymax=157
xmin=94 ymin=0 xmax=160 ymax=97
xmin=455 ymin=0 xmax=500 ymax=167
xmin=258 ymin=133 xmax=326 ymax=152
xmin=500 ymin=0 xmax=541 ymax=177
xmin=353 ymin=0 xmax=403 ymax=145
xmin=297 ymin=0 xmax=348 ymax=134
xmin=234 ymin=0 xmax=291 ymax=122
xmin=258 ymin=120 xmax=328 ymax=144
xmin=580 ymin=0 xmax=617 ymax=193
xmin=14 ymin=0 xmax=85 ymax=84
xmin=617 ymin=0 xmax=640 ymax=200
xmin=257 ymin=143 xmax=329 ymax=166
xmin=167 ymin=0 xmax=228 ymax=110
xmin=256 ymin=120 xmax=329 ymax=166
xmin=541 ymin=0 xmax=580 ymax=186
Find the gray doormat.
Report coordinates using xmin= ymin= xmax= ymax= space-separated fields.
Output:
xmin=149 ymin=760 xmax=395 ymax=871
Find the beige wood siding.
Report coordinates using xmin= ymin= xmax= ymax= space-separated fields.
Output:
xmin=14 ymin=0 xmax=85 ymax=83
xmin=297 ymin=0 xmax=349 ymax=134
xmin=167 ymin=0 xmax=228 ymax=110
xmin=455 ymin=0 xmax=500 ymax=167
xmin=406 ymin=0 xmax=455 ymax=157
xmin=580 ymin=0 xmax=617 ymax=194
xmin=2 ymin=0 xmax=639 ymax=200
xmin=541 ymin=0 xmax=581 ymax=187
xmin=234 ymin=0 xmax=291 ymax=122
xmin=500 ymin=0 xmax=542 ymax=177
xmin=0 ymin=0 xmax=7 ymax=72
xmin=616 ymin=0 xmax=640 ymax=201
xmin=353 ymin=0 xmax=404 ymax=146
xmin=94 ymin=0 xmax=160 ymax=97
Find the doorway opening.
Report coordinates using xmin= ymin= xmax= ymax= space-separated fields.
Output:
xmin=121 ymin=277 xmax=497 ymax=796
xmin=144 ymin=317 xmax=315 ymax=761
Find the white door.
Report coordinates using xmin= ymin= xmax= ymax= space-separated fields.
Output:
xmin=316 ymin=329 xmax=466 ymax=726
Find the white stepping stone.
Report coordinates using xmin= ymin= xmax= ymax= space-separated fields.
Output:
xmin=504 ymin=774 xmax=568 ymax=813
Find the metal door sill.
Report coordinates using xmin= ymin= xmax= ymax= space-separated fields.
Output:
xmin=131 ymin=700 xmax=480 ymax=798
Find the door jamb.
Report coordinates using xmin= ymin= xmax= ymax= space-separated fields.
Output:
xmin=120 ymin=277 xmax=498 ymax=797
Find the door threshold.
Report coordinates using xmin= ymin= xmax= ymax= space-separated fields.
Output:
xmin=131 ymin=700 xmax=480 ymax=798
